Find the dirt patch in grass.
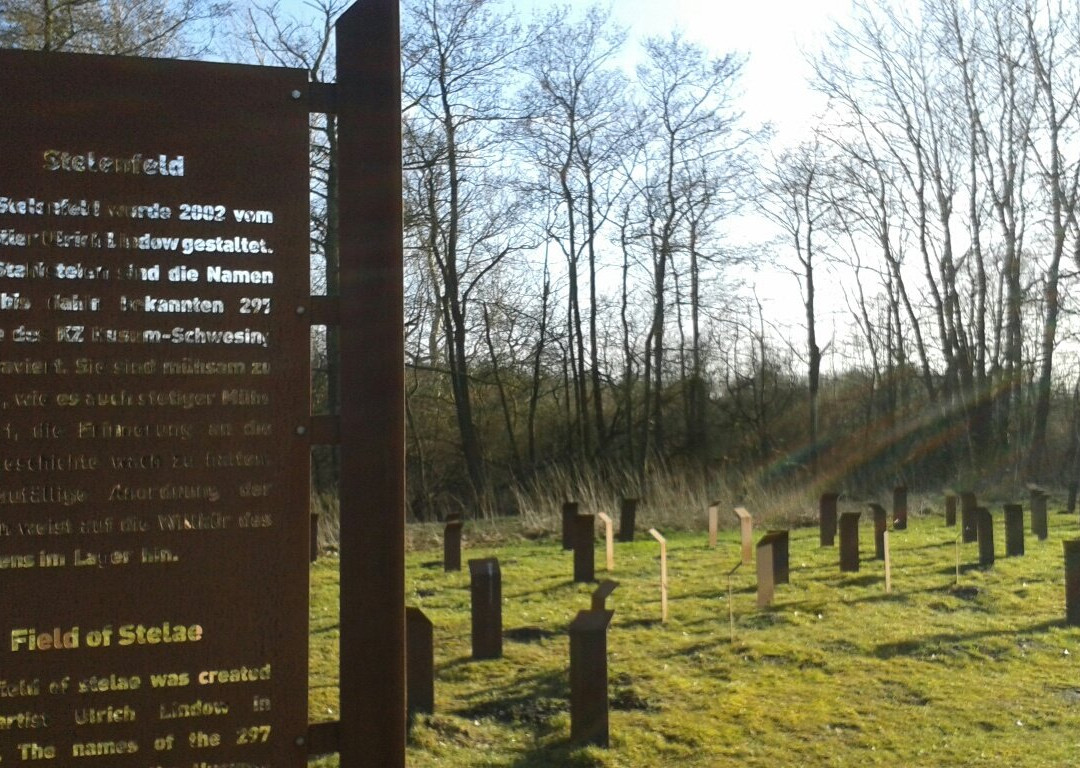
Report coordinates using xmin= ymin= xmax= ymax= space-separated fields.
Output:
xmin=609 ymin=673 xmax=660 ymax=712
xmin=950 ymin=584 xmax=981 ymax=600
xmin=461 ymin=695 xmax=566 ymax=726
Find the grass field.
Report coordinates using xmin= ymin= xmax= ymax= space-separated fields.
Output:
xmin=308 ymin=500 xmax=1080 ymax=767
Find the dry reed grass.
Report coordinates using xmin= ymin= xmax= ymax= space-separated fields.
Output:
xmin=313 ymin=466 xmax=1007 ymax=554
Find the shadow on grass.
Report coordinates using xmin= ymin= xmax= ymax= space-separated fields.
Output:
xmin=792 ymin=558 xmax=849 ymax=574
xmin=439 ymin=666 xmax=598 ymax=768
xmin=888 ymin=539 xmax=960 ymax=554
xmin=503 ymin=743 xmax=608 ymax=768
xmin=838 ymin=591 xmax=911 ymax=606
xmin=873 ymin=618 xmax=1062 ymax=659
xmin=497 ymin=675 xmax=657 ymax=768
xmin=675 ymin=584 xmax=756 ymax=600
xmin=504 ymin=579 xmax=580 ymax=600
xmin=505 ymin=626 xmax=561 ymax=644
xmin=935 ymin=562 xmax=996 ymax=577
xmin=833 ymin=573 xmax=883 ymax=588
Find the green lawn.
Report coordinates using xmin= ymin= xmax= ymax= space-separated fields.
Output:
xmin=309 ymin=505 xmax=1080 ymax=766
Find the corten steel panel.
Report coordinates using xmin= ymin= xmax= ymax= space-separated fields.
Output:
xmin=1004 ymin=504 xmax=1025 ymax=557
xmin=0 ymin=49 xmax=310 ymax=767
xmin=819 ymin=491 xmax=839 ymax=546
xmin=871 ymin=503 xmax=887 ymax=560
xmin=765 ymin=529 xmax=790 ymax=584
xmin=976 ymin=508 xmax=995 ymax=567
xmin=469 ymin=557 xmax=502 ymax=660
xmin=562 ymin=501 xmax=578 ymax=550
xmin=569 ymin=608 xmax=613 ymax=747
xmin=444 ymin=519 xmax=463 ymax=571
xmin=591 ymin=579 xmax=618 ymax=612
xmin=617 ymin=497 xmax=637 ymax=542
xmin=960 ymin=491 xmax=978 ymax=542
xmin=839 ymin=511 xmax=861 ymax=572
xmin=1065 ymin=540 xmax=1080 ymax=626
xmin=1031 ymin=489 xmax=1048 ymax=540
xmin=573 ymin=513 xmax=596 ymax=583
xmin=893 ymin=485 xmax=908 ymax=530
xmin=945 ymin=493 xmax=957 ymax=527
xmin=405 ymin=607 xmax=434 ymax=715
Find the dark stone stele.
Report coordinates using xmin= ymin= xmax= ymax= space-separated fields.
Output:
xmin=443 ymin=514 xmax=463 ymax=572
xmin=960 ymin=491 xmax=978 ymax=543
xmin=468 ymin=558 xmax=502 ymax=660
xmin=820 ymin=492 xmax=839 ymax=547
xmin=406 ymin=607 xmax=434 ymax=715
xmin=839 ymin=511 xmax=862 ymax=573
xmin=617 ymin=497 xmax=638 ymax=543
xmin=893 ymin=485 xmax=908 ymax=530
xmin=562 ymin=501 xmax=579 ymax=551
xmin=569 ymin=608 xmax=615 ymax=747
xmin=1065 ymin=540 xmax=1080 ymax=626
xmin=1003 ymin=503 xmax=1024 ymax=557
xmin=1030 ymin=489 xmax=1048 ymax=541
xmin=573 ymin=513 xmax=596 ymax=584
xmin=976 ymin=507 xmax=994 ymax=567
xmin=870 ymin=503 xmax=887 ymax=561
xmin=944 ymin=493 xmax=958 ymax=527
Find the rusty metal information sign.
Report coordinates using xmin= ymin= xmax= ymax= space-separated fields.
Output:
xmin=0 ymin=50 xmax=310 ymax=767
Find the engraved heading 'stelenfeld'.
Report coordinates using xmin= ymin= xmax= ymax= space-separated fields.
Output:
xmin=42 ymin=151 xmax=185 ymax=177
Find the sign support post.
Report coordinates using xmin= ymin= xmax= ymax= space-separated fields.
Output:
xmin=336 ymin=0 xmax=406 ymax=765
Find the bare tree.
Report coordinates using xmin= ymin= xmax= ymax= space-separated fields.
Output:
xmin=1022 ymin=0 xmax=1080 ymax=480
xmin=627 ymin=32 xmax=749 ymax=470
xmin=516 ymin=4 xmax=629 ymax=461
xmin=401 ymin=0 xmax=539 ymax=503
xmin=0 ymin=0 xmax=229 ymax=56
xmin=760 ymin=138 xmax=833 ymax=475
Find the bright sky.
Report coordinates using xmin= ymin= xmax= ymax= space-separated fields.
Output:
xmin=515 ymin=0 xmax=853 ymax=141
xmin=510 ymin=0 xmax=860 ymax=339
xmin=511 ymin=0 xmax=858 ymax=335
xmin=271 ymin=0 xmax=853 ymax=138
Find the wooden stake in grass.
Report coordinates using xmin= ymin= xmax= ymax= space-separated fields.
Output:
xmin=954 ymin=530 xmax=962 ymax=586
xmin=708 ymin=501 xmax=719 ymax=548
xmin=727 ymin=560 xmax=741 ymax=643
xmin=734 ymin=507 xmax=753 ymax=565
xmin=649 ymin=528 xmax=668 ymax=623
xmin=883 ymin=530 xmax=892 ymax=594
xmin=598 ymin=512 xmax=614 ymax=572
